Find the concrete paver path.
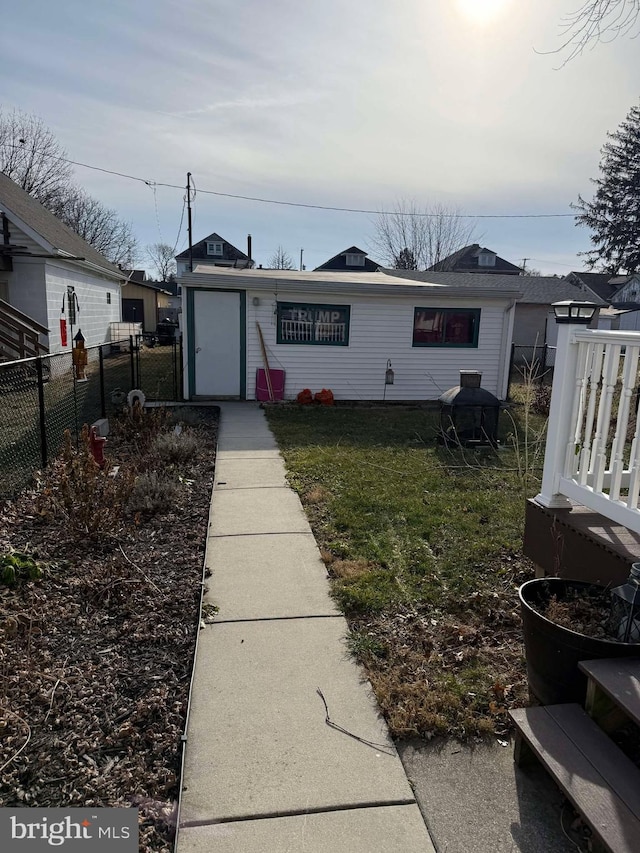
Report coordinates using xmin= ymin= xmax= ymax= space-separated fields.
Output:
xmin=177 ymin=403 xmax=435 ymax=852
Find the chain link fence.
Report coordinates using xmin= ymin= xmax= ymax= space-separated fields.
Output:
xmin=0 ymin=335 xmax=183 ymax=497
xmin=507 ymin=343 xmax=556 ymax=399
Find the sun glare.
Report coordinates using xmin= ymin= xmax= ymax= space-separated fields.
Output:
xmin=455 ymin=0 xmax=511 ymax=25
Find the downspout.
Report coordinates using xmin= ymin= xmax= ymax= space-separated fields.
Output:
xmin=498 ymin=299 xmax=517 ymax=400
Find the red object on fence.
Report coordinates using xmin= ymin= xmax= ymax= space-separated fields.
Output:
xmin=296 ymin=388 xmax=314 ymax=405
xmin=60 ymin=317 xmax=68 ymax=347
xmin=314 ymin=389 xmax=335 ymax=406
xmin=256 ymin=368 xmax=285 ymax=401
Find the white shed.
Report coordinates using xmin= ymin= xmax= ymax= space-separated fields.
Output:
xmin=180 ymin=267 xmax=521 ymax=402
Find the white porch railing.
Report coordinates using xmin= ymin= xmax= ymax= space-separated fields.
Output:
xmin=536 ymin=326 xmax=640 ymax=534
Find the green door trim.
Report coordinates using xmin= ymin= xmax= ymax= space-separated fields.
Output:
xmin=186 ymin=287 xmax=246 ymax=400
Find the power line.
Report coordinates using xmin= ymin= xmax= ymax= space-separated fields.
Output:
xmin=3 ymin=141 xmax=576 ymax=219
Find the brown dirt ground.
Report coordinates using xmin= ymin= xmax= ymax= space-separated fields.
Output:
xmin=0 ymin=407 xmax=218 ymax=852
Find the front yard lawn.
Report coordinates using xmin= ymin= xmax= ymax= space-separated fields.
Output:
xmin=265 ymin=403 xmax=545 ymax=739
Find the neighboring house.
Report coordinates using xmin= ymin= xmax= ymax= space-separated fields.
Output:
xmin=428 ymin=244 xmax=523 ymax=275
xmin=566 ymin=271 xmax=640 ymax=309
xmin=160 ymin=278 xmax=180 ymax=323
xmin=121 ymin=270 xmax=171 ymax=332
xmin=178 ymin=265 xmax=522 ymax=402
xmin=0 ymin=171 xmax=124 ymax=357
xmin=314 ymin=246 xmax=380 ymax=272
xmin=175 ymin=232 xmax=254 ymax=277
xmin=383 ymin=270 xmax=605 ymax=349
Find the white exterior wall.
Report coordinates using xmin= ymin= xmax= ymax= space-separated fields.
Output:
xmin=244 ymin=290 xmax=510 ymax=401
xmin=44 ymin=261 xmax=121 ymax=352
xmin=6 ymin=258 xmax=48 ymax=327
xmin=618 ymin=310 xmax=640 ymax=332
xmin=512 ymin=304 xmax=551 ymax=347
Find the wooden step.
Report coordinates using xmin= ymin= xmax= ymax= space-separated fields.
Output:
xmin=510 ymin=703 xmax=640 ymax=853
xmin=579 ymin=658 xmax=640 ymax=728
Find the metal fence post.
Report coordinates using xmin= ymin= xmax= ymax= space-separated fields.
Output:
xmin=99 ymin=345 xmax=106 ymax=418
xmin=130 ymin=336 xmax=135 ymax=388
xmin=36 ymin=357 xmax=48 ymax=469
xmin=179 ymin=334 xmax=184 ymax=400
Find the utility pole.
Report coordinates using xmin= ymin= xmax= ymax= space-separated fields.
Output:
xmin=520 ymin=258 xmax=529 ymax=275
xmin=187 ymin=172 xmax=193 ymax=273
xmin=299 ymin=248 xmax=304 ymax=271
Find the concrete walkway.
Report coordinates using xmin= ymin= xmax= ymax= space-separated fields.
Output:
xmin=176 ymin=402 xmax=436 ymax=852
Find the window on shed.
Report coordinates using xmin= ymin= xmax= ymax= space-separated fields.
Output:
xmin=206 ymin=241 xmax=223 ymax=256
xmin=412 ymin=308 xmax=480 ymax=347
xmin=277 ymin=302 xmax=350 ymax=346
xmin=345 ymin=253 xmax=365 ymax=266
xmin=478 ymin=252 xmax=496 ymax=267
xmin=107 ymin=292 xmax=111 ymax=304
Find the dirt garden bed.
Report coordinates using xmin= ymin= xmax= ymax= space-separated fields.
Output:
xmin=0 ymin=406 xmax=219 ymax=852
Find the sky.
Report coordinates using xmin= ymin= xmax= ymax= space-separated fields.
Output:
xmin=1 ymin=0 xmax=639 ymax=275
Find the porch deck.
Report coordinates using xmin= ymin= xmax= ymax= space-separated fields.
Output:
xmin=524 ymin=498 xmax=640 ymax=586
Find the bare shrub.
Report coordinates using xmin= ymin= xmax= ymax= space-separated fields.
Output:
xmin=129 ymin=472 xmax=180 ymax=515
xmin=151 ymin=430 xmax=198 ymax=465
xmin=35 ymin=427 xmax=134 ymax=541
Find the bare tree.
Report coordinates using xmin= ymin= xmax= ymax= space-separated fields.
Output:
xmin=0 ymin=107 xmax=73 ymax=207
xmin=51 ymin=186 xmax=138 ymax=268
xmin=548 ymin=1 xmax=640 ymax=65
xmin=0 ymin=107 xmax=138 ymax=266
xmin=146 ymin=242 xmax=177 ymax=281
xmin=369 ymin=200 xmax=476 ymax=271
xmin=268 ymin=245 xmax=295 ymax=270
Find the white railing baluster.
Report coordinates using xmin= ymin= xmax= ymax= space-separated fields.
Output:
xmin=610 ymin=347 xmax=639 ymax=501
xmin=592 ymin=344 xmax=621 ymax=494
xmin=565 ymin=340 xmax=590 ymax=478
xmin=578 ymin=343 xmax=605 ymax=485
xmin=537 ymin=327 xmax=640 ymax=534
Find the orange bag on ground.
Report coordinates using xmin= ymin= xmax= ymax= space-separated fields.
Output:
xmin=297 ymin=388 xmax=314 ymax=405
xmin=314 ymin=389 xmax=334 ymax=406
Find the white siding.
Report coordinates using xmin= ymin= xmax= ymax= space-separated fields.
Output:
xmin=44 ymin=261 xmax=121 ymax=352
xmin=6 ymin=220 xmax=46 ymax=257
xmin=7 ymin=258 xmax=48 ymax=327
xmin=244 ymin=290 xmax=510 ymax=401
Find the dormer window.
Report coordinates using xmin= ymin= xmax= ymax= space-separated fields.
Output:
xmin=345 ymin=253 xmax=365 ymax=266
xmin=207 ymin=241 xmax=223 ymax=256
xmin=478 ymin=252 xmax=496 ymax=268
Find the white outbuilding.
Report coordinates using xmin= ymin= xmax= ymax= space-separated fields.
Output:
xmin=179 ymin=266 xmax=521 ymax=402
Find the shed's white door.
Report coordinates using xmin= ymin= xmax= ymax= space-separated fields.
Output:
xmin=194 ymin=290 xmax=241 ymax=397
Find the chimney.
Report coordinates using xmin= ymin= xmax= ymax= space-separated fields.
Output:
xmin=460 ymin=370 xmax=481 ymax=389
xmin=247 ymin=234 xmax=252 ymax=263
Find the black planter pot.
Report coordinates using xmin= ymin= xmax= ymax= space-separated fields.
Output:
xmin=519 ymin=578 xmax=640 ymax=705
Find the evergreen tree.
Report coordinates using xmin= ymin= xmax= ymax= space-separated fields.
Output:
xmin=574 ymin=102 xmax=640 ymax=274
xmin=395 ymin=247 xmax=418 ymax=269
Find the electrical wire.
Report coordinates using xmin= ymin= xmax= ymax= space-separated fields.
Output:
xmin=3 ymin=141 xmax=576 ymax=219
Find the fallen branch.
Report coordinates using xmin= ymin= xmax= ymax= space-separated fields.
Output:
xmin=316 ymin=688 xmax=394 ymax=755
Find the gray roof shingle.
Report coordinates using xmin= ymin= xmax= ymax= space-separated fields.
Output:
xmin=382 ymin=269 xmax=606 ymax=304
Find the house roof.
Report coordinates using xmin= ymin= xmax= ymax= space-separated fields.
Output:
xmin=566 ymin=271 xmax=618 ymax=303
xmin=182 ymin=264 xmax=523 ymax=300
xmin=175 ymin=232 xmax=251 ymax=265
xmin=122 ymin=269 xmax=146 ymax=283
xmin=382 ymin=270 xmax=605 ymax=305
xmin=122 ymin=277 xmax=171 ymax=295
xmin=428 ymin=244 xmax=523 ymax=275
xmin=0 ymin=171 xmax=124 ymax=280
xmin=314 ymin=246 xmax=381 ymax=272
